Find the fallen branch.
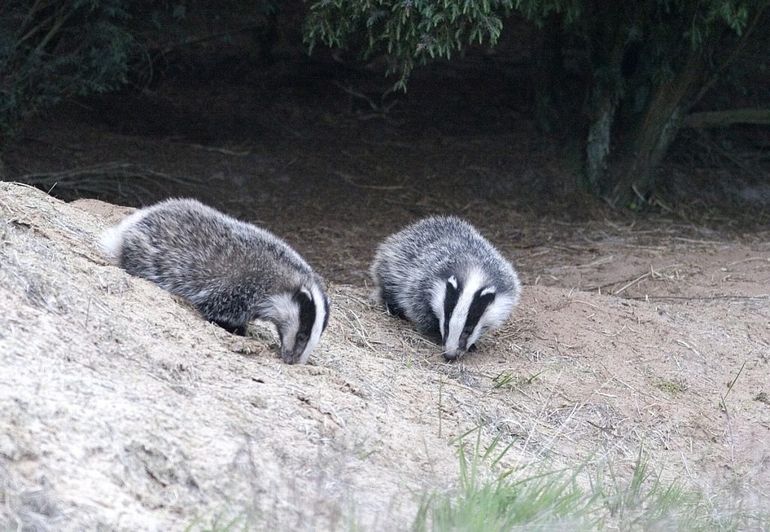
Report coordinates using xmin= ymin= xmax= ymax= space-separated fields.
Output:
xmin=683 ymin=108 xmax=770 ymax=128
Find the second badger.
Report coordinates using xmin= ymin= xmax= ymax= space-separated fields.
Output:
xmin=370 ymin=216 xmax=520 ymax=360
xmin=101 ymin=199 xmax=330 ymax=364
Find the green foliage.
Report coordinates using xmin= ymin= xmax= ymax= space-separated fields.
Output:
xmin=305 ymin=0 xmax=760 ymax=90
xmin=304 ymin=0 xmax=518 ymax=89
xmin=0 ymin=1 xmax=136 ymax=146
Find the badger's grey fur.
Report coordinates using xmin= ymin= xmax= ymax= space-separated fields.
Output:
xmin=100 ymin=199 xmax=330 ymax=364
xmin=370 ymin=216 xmax=520 ymax=360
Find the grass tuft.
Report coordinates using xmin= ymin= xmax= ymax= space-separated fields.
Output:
xmin=184 ymin=512 xmax=248 ymax=532
xmin=412 ymin=429 xmax=768 ymax=531
xmin=492 ymin=370 xmax=543 ymax=389
xmin=655 ymin=378 xmax=688 ymax=395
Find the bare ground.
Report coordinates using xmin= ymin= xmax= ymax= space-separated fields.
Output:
xmin=1 ymin=179 xmax=768 ymax=530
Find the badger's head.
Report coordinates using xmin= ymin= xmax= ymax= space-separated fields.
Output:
xmin=430 ymin=266 xmax=517 ymax=360
xmin=266 ymin=280 xmax=330 ymax=364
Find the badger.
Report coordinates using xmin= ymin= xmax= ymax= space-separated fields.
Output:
xmin=100 ymin=198 xmax=330 ymax=365
xmin=370 ymin=216 xmax=521 ymax=360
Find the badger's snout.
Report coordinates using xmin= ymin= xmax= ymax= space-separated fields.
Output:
xmin=443 ymin=338 xmax=479 ymax=361
xmin=280 ymin=340 xmax=307 ymax=365
xmin=443 ymin=330 xmax=472 ymax=360
xmin=281 ymin=348 xmax=300 ymax=364
xmin=442 ymin=345 xmax=464 ymax=361
xmin=443 ymin=349 xmax=461 ymax=361
xmin=277 ymin=332 xmax=302 ymax=365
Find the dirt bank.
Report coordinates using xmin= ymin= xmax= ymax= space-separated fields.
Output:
xmin=1 ymin=182 xmax=768 ymax=529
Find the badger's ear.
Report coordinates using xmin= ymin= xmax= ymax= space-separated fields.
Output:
xmin=477 ymin=287 xmax=496 ymax=307
xmin=289 ymin=287 xmax=315 ymax=321
xmin=294 ymin=286 xmax=313 ymax=303
xmin=446 ymin=275 xmax=459 ymax=292
xmin=480 ymin=286 xmax=496 ymax=297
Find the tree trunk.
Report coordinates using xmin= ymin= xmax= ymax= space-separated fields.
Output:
xmin=585 ymin=89 xmax=618 ymax=194
xmin=532 ymin=16 xmax=564 ymax=134
xmin=607 ymin=50 xmax=703 ymax=207
xmin=582 ymin=6 xmax=628 ymax=195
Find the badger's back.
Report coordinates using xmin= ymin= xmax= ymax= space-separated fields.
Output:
xmin=371 ymin=216 xmax=519 ymax=333
xmin=101 ymin=199 xmax=313 ymax=321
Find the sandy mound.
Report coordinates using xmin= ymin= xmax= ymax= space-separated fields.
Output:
xmin=1 ymin=183 xmax=768 ymax=530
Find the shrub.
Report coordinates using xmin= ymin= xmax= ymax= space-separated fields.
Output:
xmin=0 ymin=1 xmax=137 ymax=147
xmin=304 ymin=0 xmax=769 ymax=207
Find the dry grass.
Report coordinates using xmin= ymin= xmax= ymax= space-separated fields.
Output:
xmin=1 ymin=182 xmax=768 ymax=530
xmin=15 ymin=163 xmax=203 ymax=205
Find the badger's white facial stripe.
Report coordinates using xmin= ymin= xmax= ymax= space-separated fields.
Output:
xmin=431 ymin=279 xmax=448 ymax=340
xmin=444 ymin=268 xmax=485 ymax=356
xmin=266 ymin=292 xmax=299 ymax=353
xmin=297 ymin=282 xmax=327 ymax=364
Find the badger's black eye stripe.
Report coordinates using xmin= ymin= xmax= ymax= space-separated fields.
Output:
xmin=464 ymin=289 xmax=496 ymax=334
xmin=443 ymin=279 xmax=460 ymax=339
xmin=294 ymin=290 xmax=316 ymax=344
